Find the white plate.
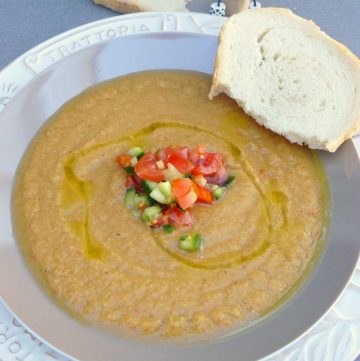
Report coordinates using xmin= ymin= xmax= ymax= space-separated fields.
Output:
xmin=0 ymin=12 xmax=359 ymax=361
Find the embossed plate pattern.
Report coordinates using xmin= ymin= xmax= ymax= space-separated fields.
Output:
xmin=0 ymin=12 xmax=359 ymax=361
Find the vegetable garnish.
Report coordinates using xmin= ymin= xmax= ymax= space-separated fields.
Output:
xmin=117 ymin=146 xmax=235 ymax=252
xmin=179 ymin=233 xmax=202 ymax=252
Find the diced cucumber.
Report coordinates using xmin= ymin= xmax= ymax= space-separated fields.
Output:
xmin=158 ymin=182 xmax=174 ymax=202
xmin=150 ymin=181 xmax=174 ymax=204
xmin=141 ymin=206 xmax=162 ymax=226
xmin=156 ymin=160 xmax=165 ymax=170
xmin=130 ymin=156 xmax=138 ymax=166
xmin=179 ymin=233 xmax=202 ymax=252
xmin=127 ymin=146 xmax=145 ymax=159
xmin=146 ymin=195 xmax=155 ymax=205
xmin=134 ymin=194 xmax=152 ymax=209
xmin=150 ymin=188 xmax=167 ymax=204
xmin=225 ymin=175 xmax=236 ymax=186
xmin=124 ymin=188 xmax=136 ymax=208
xmin=163 ymin=224 xmax=174 ymax=233
xmin=163 ymin=163 xmax=184 ymax=181
xmin=213 ymin=186 xmax=226 ymax=200
xmin=123 ymin=166 xmax=135 ymax=175
xmin=142 ymin=180 xmax=158 ymax=194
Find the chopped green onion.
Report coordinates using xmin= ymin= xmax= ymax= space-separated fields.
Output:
xmin=213 ymin=186 xmax=226 ymax=200
xmin=225 ymin=175 xmax=236 ymax=186
xmin=124 ymin=188 xmax=136 ymax=208
xmin=156 ymin=160 xmax=165 ymax=170
xmin=183 ymin=173 xmax=192 ymax=178
xmin=123 ymin=166 xmax=135 ymax=175
xmin=178 ymin=233 xmax=202 ymax=252
xmin=130 ymin=156 xmax=138 ymax=166
xmin=163 ymin=224 xmax=174 ymax=233
xmin=141 ymin=206 xmax=162 ymax=226
xmin=128 ymin=146 xmax=145 ymax=159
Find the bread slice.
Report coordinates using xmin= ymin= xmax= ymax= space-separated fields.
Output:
xmin=93 ymin=0 xmax=191 ymax=13
xmin=209 ymin=8 xmax=360 ymax=152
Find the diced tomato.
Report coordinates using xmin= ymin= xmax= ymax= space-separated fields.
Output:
xmin=165 ymin=146 xmax=190 ymax=160
xmin=205 ymin=166 xmax=228 ymax=185
xmin=117 ymin=155 xmax=132 ymax=167
xmin=189 ymin=145 xmax=206 ymax=165
xmin=171 ymin=178 xmax=198 ymax=209
xmin=135 ymin=152 xmax=165 ymax=182
xmin=163 ymin=206 xmax=193 ymax=227
xmin=178 ymin=190 xmax=197 ymax=210
xmin=167 ymin=153 xmax=194 ymax=174
xmin=171 ymin=178 xmax=194 ymax=198
xmin=193 ymin=184 xmax=213 ymax=204
xmin=191 ymin=153 xmax=224 ymax=176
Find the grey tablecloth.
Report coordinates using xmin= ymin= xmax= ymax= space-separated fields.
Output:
xmin=0 ymin=0 xmax=359 ymax=70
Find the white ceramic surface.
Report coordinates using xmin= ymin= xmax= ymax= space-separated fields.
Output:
xmin=0 ymin=12 xmax=359 ymax=361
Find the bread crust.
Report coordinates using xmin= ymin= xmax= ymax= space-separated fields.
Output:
xmin=94 ymin=0 xmax=142 ymax=13
xmin=94 ymin=0 xmax=191 ymax=13
xmin=324 ymin=37 xmax=360 ymax=151
xmin=210 ymin=8 xmax=360 ymax=152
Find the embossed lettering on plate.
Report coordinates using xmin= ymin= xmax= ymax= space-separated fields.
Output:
xmin=0 ymin=83 xmax=17 ymax=112
xmin=23 ymin=13 xmax=225 ymax=74
xmin=0 ymin=13 xmax=224 ymax=113
xmin=0 ymin=305 xmax=72 ymax=361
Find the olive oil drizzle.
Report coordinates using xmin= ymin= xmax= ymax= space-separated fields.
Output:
xmin=62 ymin=121 xmax=324 ymax=269
xmin=154 ymin=237 xmax=271 ymax=270
xmin=63 ymin=158 xmax=108 ymax=260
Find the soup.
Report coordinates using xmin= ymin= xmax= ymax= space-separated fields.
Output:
xmin=13 ymin=71 xmax=329 ymax=339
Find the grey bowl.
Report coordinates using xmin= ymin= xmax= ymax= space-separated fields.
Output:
xmin=0 ymin=31 xmax=359 ymax=361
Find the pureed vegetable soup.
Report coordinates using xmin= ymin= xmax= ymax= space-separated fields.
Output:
xmin=13 ymin=71 xmax=329 ymax=340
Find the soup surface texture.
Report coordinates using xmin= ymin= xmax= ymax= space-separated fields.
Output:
xmin=13 ymin=71 xmax=328 ymax=339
